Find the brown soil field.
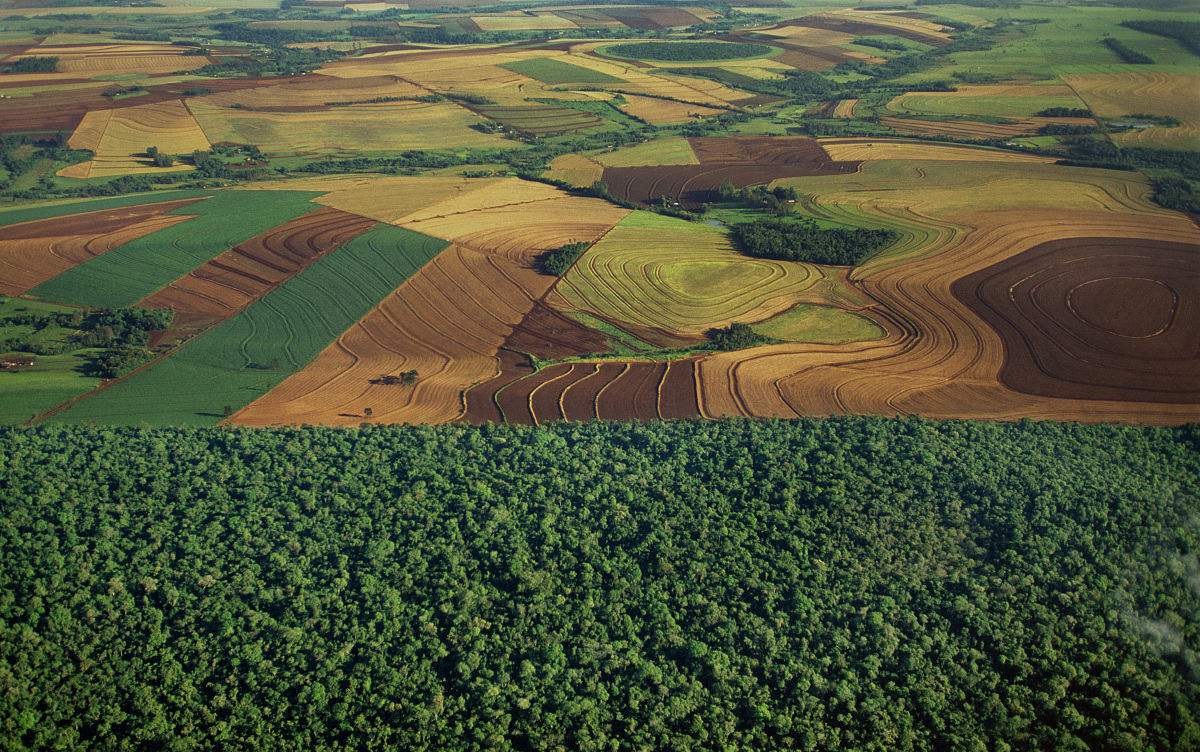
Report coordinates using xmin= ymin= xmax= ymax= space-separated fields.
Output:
xmin=602 ymin=136 xmax=859 ymax=206
xmin=0 ymin=77 xmax=288 ymax=135
xmin=198 ymin=74 xmax=426 ymax=110
xmin=0 ymin=198 xmax=200 ymax=295
xmin=615 ymin=94 xmax=722 ymax=125
xmin=482 ymin=357 xmax=699 ymax=424
xmin=505 ymin=302 xmax=609 ymax=359
xmin=818 ymin=138 xmax=1056 ymax=163
xmin=141 ymin=207 xmax=376 ymax=334
xmin=953 ymin=236 xmax=1200 ymax=403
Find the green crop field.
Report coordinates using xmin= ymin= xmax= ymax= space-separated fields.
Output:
xmin=29 ymin=191 xmax=321 ymax=309
xmin=752 ymin=303 xmax=884 ymax=345
xmin=501 ymin=58 xmax=622 ymax=84
xmin=603 ymin=41 xmax=776 ymax=62
xmin=50 ymin=226 xmax=447 ymax=425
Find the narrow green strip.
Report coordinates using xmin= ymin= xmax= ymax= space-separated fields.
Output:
xmin=0 ymin=190 xmax=212 ymax=229
xmin=50 ymin=225 xmax=448 ymax=425
xmin=30 ymin=190 xmax=321 ymax=309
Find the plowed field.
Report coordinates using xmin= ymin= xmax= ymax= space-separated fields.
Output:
xmin=601 ymin=136 xmax=858 ymax=206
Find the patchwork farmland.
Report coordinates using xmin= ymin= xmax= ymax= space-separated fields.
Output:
xmin=0 ymin=0 xmax=1195 ymax=430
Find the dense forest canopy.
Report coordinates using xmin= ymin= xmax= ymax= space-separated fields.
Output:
xmin=0 ymin=419 xmax=1197 ymax=750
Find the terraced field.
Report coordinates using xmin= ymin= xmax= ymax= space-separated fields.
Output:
xmin=475 ymin=103 xmax=606 ymax=135
xmin=62 ymin=99 xmax=211 ymax=178
xmin=1065 ymin=72 xmax=1200 ymax=150
xmin=557 ymin=211 xmax=864 ymax=337
xmin=52 ymin=225 xmax=442 ymax=425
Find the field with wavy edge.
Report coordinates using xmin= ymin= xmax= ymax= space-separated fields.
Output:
xmin=63 ymin=99 xmax=211 ymax=178
xmin=1064 ymin=72 xmax=1200 ymax=151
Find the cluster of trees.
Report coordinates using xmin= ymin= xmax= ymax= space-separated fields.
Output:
xmin=1120 ymin=20 xmax=1200 ymax=57
xmin=0 ymin=134 xmax=88 ymax=199
xmin=1037 ymin=106 xmax=1093 ymax=117
xmin=144 ymin=146 xmax=174 ymax=168
xmin=0 ymin=304 xmax=170 ymax=377
xmin=196 ymin=47 xmax=342 ymax=78
xmin=731 ymin=217 xmax=897 ymax=266
xmin=715 ymin=181 xmax=800 ymax=212
xmin=0 ymin=418 xmax=1196 ymax=750
xmin=1055 ymin=137 xmax=1200 ymax=181
xmin=853 ymin=36 xmax=908 ymax=52
xmin=0 ymin=56 xmax=57 ymax=73
xmin=705 ymin=322 xmax=768 ymax=350
xmin=1151 ymin=176 xmax=1200 ymax=213
xmin=535 ymin=241 xmax=590 ymax=276
xmin=1102 ymin=37 xmax=1154 ymax=64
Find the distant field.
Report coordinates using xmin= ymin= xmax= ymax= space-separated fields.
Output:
xmin=476 ymin=104 xmax=608 ymax=135
xmin=0 ymin=190 xmax=209 ymax=229
xmin=52 ymin=226 xmax=447 ymax=425
xmin=500 ymin=57 xmax=622 ymax=85
xmin=604 ymin=41 xmax=777 ymax=62
xmin=30 ymin=191 xmax=320 ymax=308
xmin=591 ymin=136 xmax=699 ymax=167
xmin=886 ymin=84 xmax=1084 ymax=120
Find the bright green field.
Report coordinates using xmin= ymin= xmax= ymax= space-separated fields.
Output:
xmin=501 ymin=58 xmax=622 ymax=84
xmin=0 ymin=297 xmax=98 ymax=425
xmin=50 ymin=226 xmax=447 ymax=425
xmin=29 ymin=191 xmax=320 ymax=309
xmin=752 ymin=304 xmax=884 ymax=345
xmin=0 ymin=189 xmax=210 ymax=229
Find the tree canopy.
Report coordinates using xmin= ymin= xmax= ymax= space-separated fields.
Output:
xmin=0 ymin=418 xmax=1197 ymax=750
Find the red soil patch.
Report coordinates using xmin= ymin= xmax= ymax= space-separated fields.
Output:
xmin=596 ymin=361 xmax=665 ymax=420
xmin=658 ymin=358 xmax=701 ymax=419
xmin=0 ymin=76 xmax=292 ymax=134
xmin=141 ymin=207 xmax=375 ymax=335
xmin=0 ymin=197 xmax=201 ymax=295
xmin=463 ymin=348 xmax=534 ymax=424
xmin=506 ymin=301 xmax=609 ymax=359
xmin=953 ymin=236 xmax=1200 ymax=403
xmin=602 ymin=136 xmax=859 ymax=207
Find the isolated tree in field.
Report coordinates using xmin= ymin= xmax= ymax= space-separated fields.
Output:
xmin=363 ymin=406 xmax=374 ymax=418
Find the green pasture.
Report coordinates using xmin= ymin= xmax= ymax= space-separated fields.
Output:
xmin=30 ymin=191 xmax=320 ymax=309
xmin=50 ymin=226 xmax=447 ymax=425
xmin=752 ymin=303 xmax=884 ymax=345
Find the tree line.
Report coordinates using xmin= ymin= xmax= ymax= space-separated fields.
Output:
xmin=730 ymin=217 xmax=898 ymax=266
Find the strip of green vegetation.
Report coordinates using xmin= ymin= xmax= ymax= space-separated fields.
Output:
xmin=51 ymin=226 xmax=447 ymax=425
xmin=604 ymin=41 xmax=775 ymax=62
xmin=3 ymin=419 xmax=1197 ymax=750
xmin=30 ymin=191 xmax=320 ymax=309
xmin=0 ymin=297 xmax=98 ymax=425
xmin=501 ymin=58 xmax=622 ymax=85
xmin=0 ymin=189 xmax=210 ymax=229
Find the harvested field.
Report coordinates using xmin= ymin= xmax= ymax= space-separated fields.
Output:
xmin=694 ymin=156 xmax=1200 ymax=425
xmin=18 ymin=43 xmax=209 ymax=75
xmin=557 ymin=211 xmax=859 ymax=337
xmin=476 ymin=103 xmax=605 ymax=135
xmin=0 ymin=77 xmax=287 ymax=135
xmin=472 ymin=13 xmax=578 ymax=31
xmin=1065 ymin=72 xmax=1200 ymax=151
xmin=724 ymin=27 xmax=877 ymax=71
xmin=499 ymin=57 xmax=619 ymax=84
xmin=141 ymin=207 xmax=377 ymax=333
xmin=784 ymin=13 xmax=950 ymax=46
xmin=880 ymin=116 xmax=1044 ymax=140
xmin=601 ymin=136 xmax=859 ymax=206
xmin=405 ymin=195 xmax=629 ymax=254
xmin=832 ymin=98 xmax=858 ymax=118
xmin=818 ymin=138 xmax=1056 ymax=163
xmin=545 ymin=154 xmax=605 ymax=186
xmin=64 ymin=99 xmax=210 ymax=178
xmin=186 ymin=99 xmax=511 ymax=155
xmin=614 ymin=94 xmax=722 ymax=125
xmin=599 ymin=7 xmax=706 ymax=30
xmin=591 ymin=136 xmax=698 ymax=167
xmin=0 ymin=198 xmax=200 ymax=296
xmin=953 ymin=236 xmax=1200 ymax=403
xmin=197 ymin=74 xmax=427 ymax=110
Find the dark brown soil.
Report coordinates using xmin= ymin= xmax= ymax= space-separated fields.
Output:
xmin=952 ymin=236 xmax=1200 ymax=403
xmin=658 ymin=358 xmax=701 ymax=419
xmin=601 ymin=136 xmax=859 ymax=207
xmin=506 ymin=302 xmax=609 ymax=359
